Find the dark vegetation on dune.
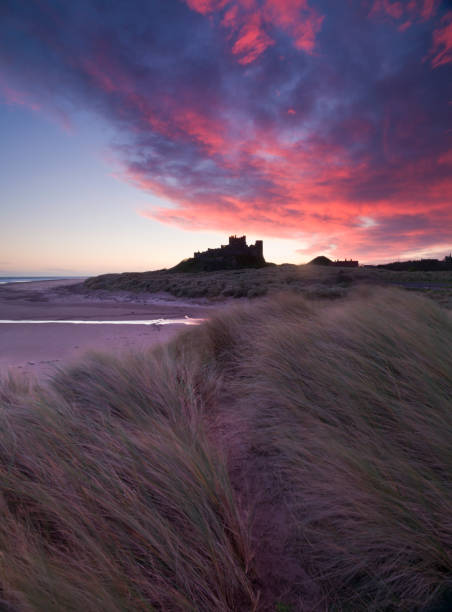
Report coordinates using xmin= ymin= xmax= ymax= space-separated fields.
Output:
xmin=83 ymin=264 xmax=452 ymax=308
xmin=1 ymin=288 xmax=452 ymax=610
xmin=82 ymin=264 xmax=349 ymax=299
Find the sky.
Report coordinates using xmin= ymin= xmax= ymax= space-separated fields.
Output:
xmin=1 ymin=0 xmax=451 ymax=275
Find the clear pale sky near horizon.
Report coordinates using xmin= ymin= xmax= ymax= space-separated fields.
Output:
xmin=1 ymin=0 xmax=451 ymax=276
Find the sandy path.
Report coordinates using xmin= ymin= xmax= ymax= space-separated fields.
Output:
xmin=0 ymin=279 xmax=220 ymax=379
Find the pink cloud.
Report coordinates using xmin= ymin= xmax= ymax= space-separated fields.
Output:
xmin=221 ymin=4 xmax=239 ymax=27
xmin=232 ymin=12 xmax=274 ymax=64
xmin=398 ymin=20 xmax=412 ymax=32
xmin=370 ymin=0 xmax=404 ymax=20
xmin=0 ymin=78 xmax=41 ymax=112
xmin=369 ymin=0 xmax=438 ymax=27
xmin=176 ymin=110 xmax=227 ymax=153
xmin=420 ymin=0 xmax=437 ymax=20
xmin=430 ymin=13 xmax=452 ymax=68
xmin=262 ymin=0 xmax=324 ymax=52
xmin=185 ymin=0 xmax=228 ymax=15
xmin=0 ymin=76 xmax=72 ymax=131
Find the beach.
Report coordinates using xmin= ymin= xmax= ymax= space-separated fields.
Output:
xmin=0 ymin=279 xmax=217 ymax=379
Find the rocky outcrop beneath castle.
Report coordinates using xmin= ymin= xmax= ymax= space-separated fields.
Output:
xmin=172 ymin=235 xmax=266 ymax=272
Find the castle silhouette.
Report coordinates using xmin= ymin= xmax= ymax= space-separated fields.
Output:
xmin=171 ymin=235 xmax=266 ymax=271
xmin=193 ymin=235 xmax=264 ymax=267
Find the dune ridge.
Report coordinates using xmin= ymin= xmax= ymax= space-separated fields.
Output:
xmin=0 ymin=288 xmax=451 ymax=611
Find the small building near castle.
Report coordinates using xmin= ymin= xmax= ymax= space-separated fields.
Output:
xmin=333 ymin=259 xmax=359 ymax=267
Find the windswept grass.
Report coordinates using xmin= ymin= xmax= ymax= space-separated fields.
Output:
xmin=1 ymin=288 xmax=452 ymax=610
xmin=0 ymin=352 xmax=257 ymax=611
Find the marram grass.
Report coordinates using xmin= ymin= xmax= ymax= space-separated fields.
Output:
xmin=1 ymin=288 xmax=451 ymax=610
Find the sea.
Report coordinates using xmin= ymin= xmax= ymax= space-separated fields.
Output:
xmin=0 ymin=277 xmax=83 ymax=285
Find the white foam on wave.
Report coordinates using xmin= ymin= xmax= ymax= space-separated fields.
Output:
xmin=0 ymin=319 xmax=204 ymax=326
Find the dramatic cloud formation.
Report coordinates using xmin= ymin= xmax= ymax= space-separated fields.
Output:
xmin=0 ymin=0 xmax=451 ymax=261
xmin=185 ymin=0 xmax=324 ymax=63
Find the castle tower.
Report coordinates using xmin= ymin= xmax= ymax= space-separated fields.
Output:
xmin=254 ymin=240 xmax=263 ymax=259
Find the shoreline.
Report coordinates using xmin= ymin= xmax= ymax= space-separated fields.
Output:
xmin=0 ymin=279 xmax=219 ymax=379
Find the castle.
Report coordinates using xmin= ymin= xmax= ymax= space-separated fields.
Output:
xmin=193 ymin=235 xmax=265 ymax=270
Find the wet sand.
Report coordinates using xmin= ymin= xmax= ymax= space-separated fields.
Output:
xmin=0 ymin=279 xmax=219 ymax=379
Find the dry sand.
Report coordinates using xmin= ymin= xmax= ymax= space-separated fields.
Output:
xmin=0 ymin=279 xmax=220 ymax=379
